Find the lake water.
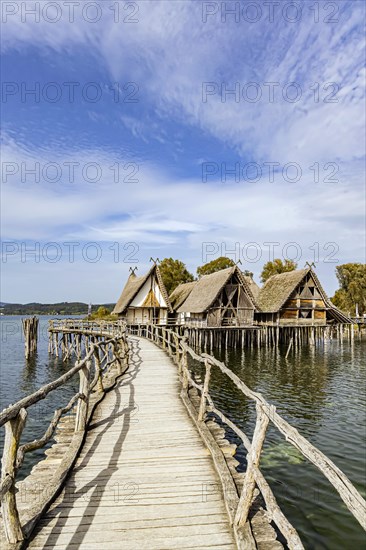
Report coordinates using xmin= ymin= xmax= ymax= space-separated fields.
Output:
xmin=0 ymin=316 xmax=365 ymax=549
xmin=0 ymin=316 xmax=80 ymax=479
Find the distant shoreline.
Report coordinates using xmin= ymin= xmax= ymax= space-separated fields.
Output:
xmin=0 ymin=303 xmax=114 ymax=316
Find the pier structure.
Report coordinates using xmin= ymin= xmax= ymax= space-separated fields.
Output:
xmin=0 ymin=320 xmax=365 ymax=550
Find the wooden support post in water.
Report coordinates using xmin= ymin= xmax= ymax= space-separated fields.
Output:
xmin=235 ymin=403 xmax=269 ymax=527
xmin=285 ymin=337 xmax=293 ymax=359
xmin=54 ymin=333 xmax=59 ymax=357
xmin=22 ymin=316 xmax=39 ymax=358
xmin=1 ymin=408 xmax=28 ymax=543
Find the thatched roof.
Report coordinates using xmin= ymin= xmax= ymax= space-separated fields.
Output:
xmin=112 ymin=265 xmax=173 ymax=314
xmin=169 ymin=281 xmax=196 ymax=310
xmin=176 ymin=266 xmax=256 ymax=313
xmin=256 ymin=269 xmax=308 ymax=312
xmin=243 ymin=275 xmax=260 ymax=301
xmin=256 ymin=268 xmax=351 ymax=323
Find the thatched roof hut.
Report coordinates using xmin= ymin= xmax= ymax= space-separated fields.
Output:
xmin=256 ymin=269 xmax=309 ymax=312
xmin=170 ymin=266 xmax=257 ymax=327
xmin=175 ymin=267 xmax=255 ymax=313
xmin=112 ymin=265 xmax=172 ymax=323
xmin=256 ymin=267 xmax=350 ymax=324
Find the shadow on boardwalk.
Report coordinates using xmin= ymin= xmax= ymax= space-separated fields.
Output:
xmin=29 ymin=339 xmax=142 ymax=548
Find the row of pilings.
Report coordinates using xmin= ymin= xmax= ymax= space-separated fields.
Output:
xmin=176 ymin=324 xmax=358 ymax=352
xmin=128 ymin=323 xmax=360 ymax=353
xmin=48 ymin=330 xmax=111 ymax=361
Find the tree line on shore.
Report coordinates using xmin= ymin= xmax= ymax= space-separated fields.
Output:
xmin=0 ymin=302 xmax=115 ymax=316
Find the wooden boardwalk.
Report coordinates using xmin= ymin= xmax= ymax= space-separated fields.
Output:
xmin=27 ymin=337 xmax=236 ymax=549
xmin=2 ymin=321 xmax=364 ymax=550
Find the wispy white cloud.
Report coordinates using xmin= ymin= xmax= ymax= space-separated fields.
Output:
xmin=3 ymin=2 xmax=365 ymax=166
xmin=2 ymin=137 xmax=364 ymax=266
xmin=1 ymin=1 xmax=365 ymax=301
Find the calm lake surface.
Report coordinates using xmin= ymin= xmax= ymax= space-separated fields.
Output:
xmin=0 ymin=316 xmax=365 ymax=549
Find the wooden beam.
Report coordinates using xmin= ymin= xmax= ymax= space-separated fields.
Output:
xmin=1 ymin=408 xmax=27 ymax=543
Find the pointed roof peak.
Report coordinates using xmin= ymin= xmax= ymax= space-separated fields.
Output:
xmin=112 ymin=264 xmax=173 ymax=314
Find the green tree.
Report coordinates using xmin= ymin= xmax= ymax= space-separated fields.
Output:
xmin=332 ymin=263 xmax=366 ymax=316
xmin=95 ymin=306 xmax=111 ymax=318
xmin=260 ymin=259 xmax=297 ymax=283
xmin=331 ymin=289 xmax=349 ymax=313
xmin=159 ymin=258 xmax=194 ymax=295
xmin=197 ymin=257 xmax=235 ymax=278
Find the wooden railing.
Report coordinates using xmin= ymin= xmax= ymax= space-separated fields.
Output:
xmin=0 ymin=323 xmax=129 ymax=544
xmin=49 ymin=318 xmax=126 ymax=334
xmin=142 ymin=325 xmax=366 ymax=550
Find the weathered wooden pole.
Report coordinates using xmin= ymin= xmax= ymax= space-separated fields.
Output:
xmin=1 ymin=408 xmax=28 ymax=542
xmin=22 ymin=316 xmax=39 ymax=358
xmin=285 ymin=337 xmax=293 ymax=359
xmin=235 ymin=403 xmax=269 ymax=527
xmin=198 ymin=359 xmax=212 ymax=422
xmin=75 ymin=360 xmax=91 ymax=432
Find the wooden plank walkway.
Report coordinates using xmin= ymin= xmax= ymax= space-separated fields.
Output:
xmin=27 ymin=337 xmax=236 ymax=549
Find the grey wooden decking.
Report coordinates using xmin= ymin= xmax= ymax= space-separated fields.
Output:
xmin=27 ymin=337 xmax=236 ymax=549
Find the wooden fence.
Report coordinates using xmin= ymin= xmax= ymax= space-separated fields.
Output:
xmin=0 ymin=323 xmax=129 ymax=545
xmin=140 ymin=324 xmax=366 ymax=550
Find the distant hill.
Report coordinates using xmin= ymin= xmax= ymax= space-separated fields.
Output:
xmin=0 ymin=302 xmax=115 ymax=316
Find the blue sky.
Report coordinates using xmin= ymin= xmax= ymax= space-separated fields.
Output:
xmin=1 ymin=0 xmax=365 ymax=303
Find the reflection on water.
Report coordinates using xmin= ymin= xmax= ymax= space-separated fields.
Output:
xmin=0 ymin=317 xmax=365 ymax=548
xmin=191 ymin=338 xmax=366 ymax=550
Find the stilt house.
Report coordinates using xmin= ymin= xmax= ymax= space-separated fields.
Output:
xmin=255 ymin=267 xmax=350 ymax=325
xmin=169 ymin=266 xmax=257 ymax=327
xmin=112 ymin=265 xmax=173 ymax=325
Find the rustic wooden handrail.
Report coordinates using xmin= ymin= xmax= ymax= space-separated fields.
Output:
xmin=0 ymin=332 xmax=123 ymax=426
xmin=0 ymin=322 xmax=129 ymax=544
xmin=143 ymin=324 xmax=366 ymax=549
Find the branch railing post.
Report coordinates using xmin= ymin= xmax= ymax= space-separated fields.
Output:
xmin=235 ymin=403 xmax=269 ymax=527
xmin=174 ymin=334 xmax=179 ymax=364
xmin=125 ymin=339 xmax=130 ymax=367
xmin=198 ymin=359 xmax=212 ymax=422
xmin=178 ymin=337 xmax=187 ymax=376
xmin=112 ymin=342 xmax=123 ymax=375
xmin=1 ymin=408 xmax=27 ymax=543
xmin=181 ymin=344 xmax=189 ymax=390
xmin=93 ymin=347 xmax=104 ymax=392
xmin=162 ymin=328 xmax=166 ymax=350
xmin=167 ymin=330 xmax=171 ymax=355
xmin=75 ymin=360 xmax=91 ymax=432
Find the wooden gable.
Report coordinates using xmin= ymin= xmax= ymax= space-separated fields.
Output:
xmin=130 ymin=273 xmax=167 ymax=309
xmin=208 ymin=272 xmax=254 ymax=326
xmin=280 ymin=272 xmax=327 ymax=320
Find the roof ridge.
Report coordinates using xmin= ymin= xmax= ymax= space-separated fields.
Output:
xmin=155 ymin=265 xmax=173 ymax=313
